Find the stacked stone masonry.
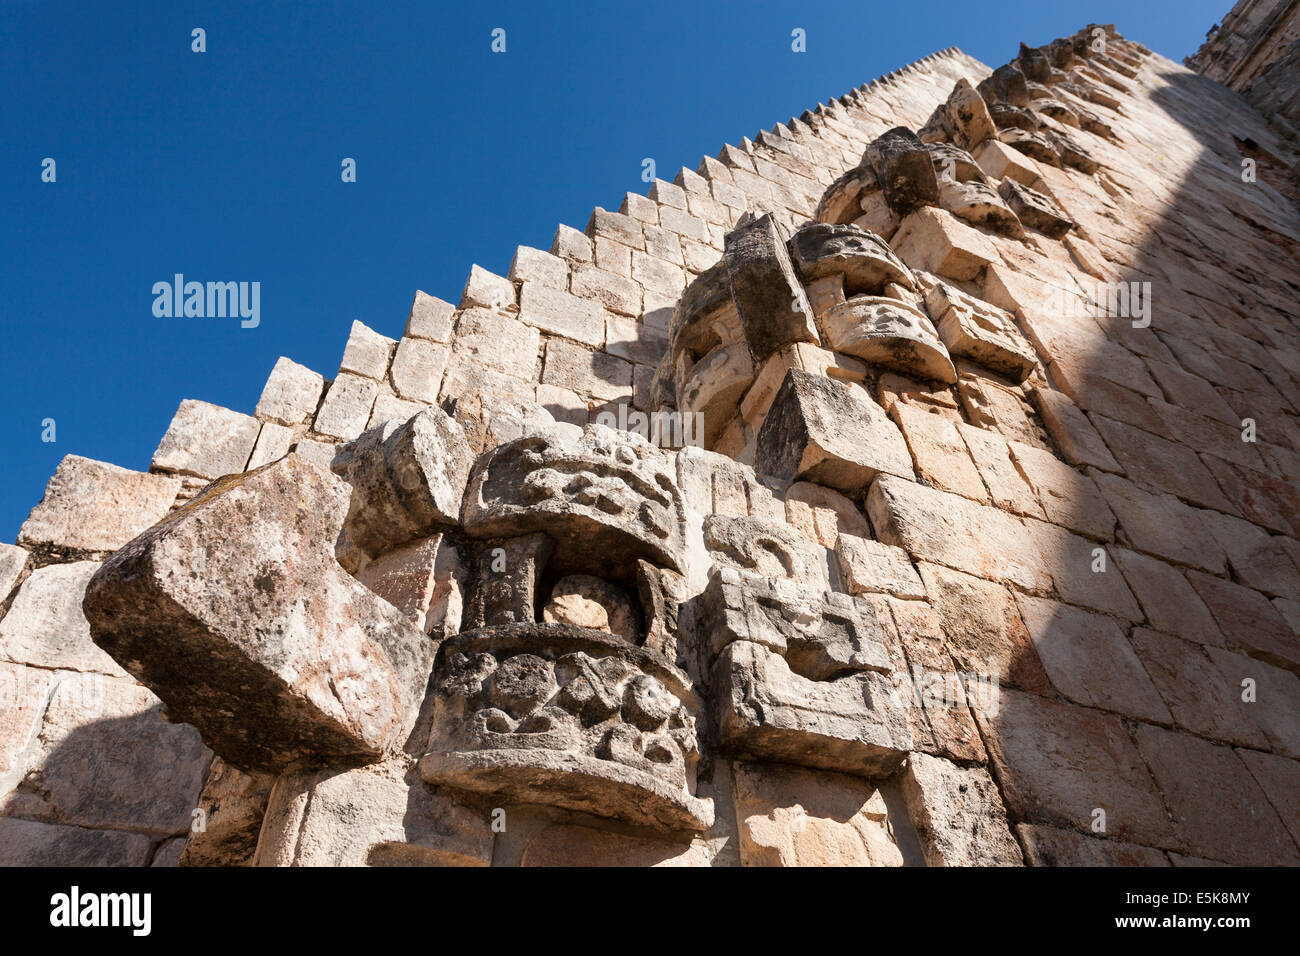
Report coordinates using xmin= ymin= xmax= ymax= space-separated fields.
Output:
xmin=4 ymin=22 xmax=1300 ymax=867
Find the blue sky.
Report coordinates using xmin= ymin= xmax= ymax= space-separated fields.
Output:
xmin=0 ymin=0 xmax=1230 ymax=540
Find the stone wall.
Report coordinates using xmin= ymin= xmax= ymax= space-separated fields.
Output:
xmin=3 ymin=22 xmax=1299 ymax=867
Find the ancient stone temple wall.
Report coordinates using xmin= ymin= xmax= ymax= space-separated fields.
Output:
xmin=2 ymin=23 xmax=1299 ymax=867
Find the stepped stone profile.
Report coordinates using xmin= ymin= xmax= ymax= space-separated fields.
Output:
xmin=3 ymin=18 xmax=1299 ymax=867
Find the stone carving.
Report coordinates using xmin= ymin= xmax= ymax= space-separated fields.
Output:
xmin=461 ymin=424 xmax=688 ymax=577
xmin=419 ymin=623 xmax=713 ymax=831
xmin=789 ymin=222 xmax=916 ymax=293
xmin=820 ymin=296 xmax=958 ymax=383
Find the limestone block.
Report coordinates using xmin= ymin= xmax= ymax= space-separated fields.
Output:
xmin=367 ymin=390 xmax=426 ymax=431
xmin=541 ymin=338 xmax=633 ymax=402
xmin=732 ymin=761 xmax=904 ymax=866
xmin=972 ymin=138 xmax=1040 ymax=185
xmin=1008 ymin=440 xmax=1115 ymax=538
xmin=724 ymin=213 xmax=819 ymax=360
xmin=783 ymin=482 xmax=869 ymax=548
xmin=999 ymin=128 xmax=1061 ymax=167
xmin=551 ymin=223 xmax=594 ymax=262
xmin=0 ymin=818 xmax=153 ymax=867
xmin=259 ymin=762 xmax=492 ymax=866
xmin=508 ymin=245 xmax=568 ymax=291
xmin=998 ymin=179 xmax=1072 ymax=238
xmin=255 ymin=357 xmax=327 ymax=427
xmin=867 ymin=474 xmax=1050 ymax=593
xmin=389 ymin=336 xmax=449 ymax=404
xmin=1016 ymin=825 xmax=1169 ymax=866
xmin=1133 ymin=725 xmax=1299 ymax=866
xmin=890 ymin=207 xmax=998 ymax=281
xmin=404 ymin=290 xmax=456 ymax=343
xmin=247 ymin=421 xmax=295 ymax=470
xmin=331 ymin=406 xmax=472 ymax=559
xmin=1013 ymin=593 xmax=1170 ymax=722
xmin=444 ymin=308 xmax=539 ymax=382
xmin=153 ymin=399 xmax=261 ymax=478
xmin=313 ymin=373 xmax=380 ymax=442
xmin=1028 ymin=387 xmax=1120 ymax=471
xmin=900 ymin=752 xmax=1022 ymax=866
xmin=677 ymin=341 xmax=754 ymax=446
xmin=605 ymin=314 xmax=668 ymax=366
xmin=459 ymin=264 xmax=516 ymax=313
xmin=835 ymin=534 xmax=925 ymax=600
xmin=0 ymin=544 xmax=28 ymax=601
xmin=358 ymin=534 xmax=466 ymax=639
xmin=2 ymin=672 xmax=210 ymax=836
xmin=921 ymin=276 xmax=1037 ymax=381
xmin=864 ymin=127 xmax=941 ymax=217
xmin=338 ymin=320 xmax=396 ymax=380
xmin=755 ymin=370 xmax=913 ymax=494
xmin=17 ymin=455 xmax=180 ymax=560
xmin=519 ymin=281 xmax=606 ymax=347
xmin=446 ymin=389 xmax=570 ymax=456
xmin=83 ymin=455 xmax=437 ymax=773
xmin=891 ymin=401 xmax=988 ymax=502
xmin=974 ymin=688 xmax=1176 ymax=848
xmin=703 ymin=515 xmax=830 ymax=591
xmin=572 ymin=264 xmax=642 ymax=317
xmin=0 ymin=562 xmax=127 ymax=675
xmin=518 ymin=822 xmax=711 ymax=866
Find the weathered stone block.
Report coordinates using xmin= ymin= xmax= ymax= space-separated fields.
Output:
xmin=755 ymin=370 xmax=912 ymax=493
xmin=17 ymin=455 xmax=180 ymax=561
xmin=338 ymin=320 xmax=396 ymax=380
xmin=153 ymin=399 xmax=261 ymax=478
xmin=820 ymin=296 xmax=956 ymax=384
xmin=313 ymin=373 xmax=380 ymax=442
xmin=890 ymin=207 xmax=998 ymax=281
xmin=256 ymin=357 xmax=326 ymax=426
xmin=0 ymin=562 xmax=126 ymax=675
xmin=83 ymin=455 xmax=437 ymax=773
xmin=900 ymin=752 xmax=1022 ymax=865
xmin=404 ymin=290 xmax=456 ymax=343
xmin=724 ymin=213 xmax=818 ymax=360
xmin=388 ymin=336 xmax=449 ymax=404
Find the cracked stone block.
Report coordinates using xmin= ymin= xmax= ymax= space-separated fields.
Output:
xmin=82 ymin=454 xmax=437 ymax=774
xmin=256 ymin=357 xmax=326 ymax=426
xmin=339 ymin=320 xmax=396 ymax=380
xmin=153 ymin=399 xmax=261 ymax=478
xmin=755 ymin=369 xmax=912 ymax=494
xmin=247 ymin=421 xmax=295 ymax=470
xmin=901 ymin=752 xmax=1022 ymax=866
xmin=17 ymin=455 xmax=180 ymax=561
xmin=386 ymin=335 xmax=447 ymax=404
xmin=314 ymin=373 xmax=381 ymax=442
xmin=1028 ymin=387 xmax=1120 ymax=471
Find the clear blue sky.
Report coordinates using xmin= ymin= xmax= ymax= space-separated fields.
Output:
xmin=1 ymin=0 xmax=1230 ymax=541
